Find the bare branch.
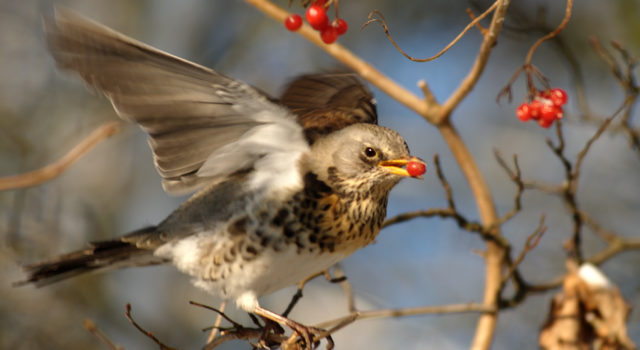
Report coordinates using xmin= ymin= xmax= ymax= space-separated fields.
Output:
xmin=0 ymin=121 xmax=122 ymax=191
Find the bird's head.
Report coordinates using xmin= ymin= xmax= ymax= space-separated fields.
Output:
xmin=307 ymin=123 xmax=426 ymax=196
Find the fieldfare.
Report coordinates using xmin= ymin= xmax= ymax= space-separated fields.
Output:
xmin=18 ymin=9 xmax=426 ymax=349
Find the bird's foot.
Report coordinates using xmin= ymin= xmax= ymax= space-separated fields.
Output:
xmin=282 ymin=322 xmax=333 ymax=350
xmin=254 ymin=306 xmax=334 ymax=350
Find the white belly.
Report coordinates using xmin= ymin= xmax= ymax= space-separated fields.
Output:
xmin=155 ymin=234 xmax=347 ymax=311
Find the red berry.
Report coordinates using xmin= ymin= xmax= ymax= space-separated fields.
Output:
xmin=320 ymin=26 xmax=339 ymax=44
xmin=538 ymin=118 xmax=554 ymax=128
xmin=516 ymin=102 xmax=533 ymax=122
xmin=334 ymin=18 xmax=348 ymax=35
xmin=284 ymin=14 xmax=303 ymax=31
xmin=306 ymin=4 xmax=329 ymax=30
xmin=539 ymin=89 xmax=551 ymax=99
xmin=407 ymin=160 xmax=426 ymax=177
xmin=549 ymin=88 xmax=568 ymax=106
xmin=539 ymin=103 xmax=560 ymax=121
xmin=529 ymin=100 xmax=542 ymax=120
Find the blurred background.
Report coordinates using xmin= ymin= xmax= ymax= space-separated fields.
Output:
xmin=1 ymin=0 xmax=639 ymax=349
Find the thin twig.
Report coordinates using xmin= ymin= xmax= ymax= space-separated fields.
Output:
xmin=493 ymin=151 xmax=524 ymax=226
xmin=125 ymin=303 xmax=178 ymax=350
xmin=440 ymin=0 xmax=511 ymax=122
xmin=0 ymin=121 xmax=122 ymax=191
xmin=282 ymin=270 xmax=326 ymax=317
xmin=190 ymin=301 xmax=244 ymax=329
xmin=523 ymin=0 xmax=573 ymax=66
xmin=466 ymin=8 xmax=489 ymax=36
xmin=315 ymin=303 xmax=494 ymax=329
xmin=84 ymin=319 xmax=124 ymax=350
xmin=498 ymin=0 xmax=574 ymax=102
xmin=500 ymin=215 xmax=546 ymax=287
xmin=205 ymin=301 xmax=227 ymax=344
xmin=361 ymin=2 xmax=498 ymax=63
xmin=578 ymin=210 xmax=617 ymax=243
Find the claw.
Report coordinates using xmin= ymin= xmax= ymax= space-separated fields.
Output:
xmin=253 ymin=306 xmax=333 ymax=350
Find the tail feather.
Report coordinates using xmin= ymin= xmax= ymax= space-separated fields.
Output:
xmin=15 ymin=226 xmax=168 ymax=287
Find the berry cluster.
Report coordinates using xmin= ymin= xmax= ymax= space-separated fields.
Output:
xmin=516 ymin=88 xmax=568 ymax=128
xmin=284 ymin=0 xmax=348 ymax=44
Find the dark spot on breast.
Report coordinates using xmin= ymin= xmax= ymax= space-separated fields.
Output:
xmin=272 ymin=208 xmax=289 ymax=226
xmin=327 ymin=242 xmax=335 ymax=252
xmin=229 ymin=217 xmax=247 ymax=236
xmin=246 ymin=245 xmax=258 ymax=256
xmin=284 ymin=226 xmax=295 ymax=238
xmin=304 ymin=172 xmax=333 ymax=198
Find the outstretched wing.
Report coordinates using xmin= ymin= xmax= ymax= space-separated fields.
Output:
xmin=280 ymin=73 xmax=378 ymax=144
xmin=45 ymin=9 xmax=308 ymax=194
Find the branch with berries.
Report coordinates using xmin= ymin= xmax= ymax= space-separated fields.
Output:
xmin=499 ymin=0 xmax=574 ymax=129
xmin=284 ymin=0 xmax=348 ymax=44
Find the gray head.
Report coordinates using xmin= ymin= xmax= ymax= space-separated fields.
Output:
xmin=307 ymin=123 xmax=425 ymax=196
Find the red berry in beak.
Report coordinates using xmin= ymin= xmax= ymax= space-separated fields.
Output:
xmin=407 ymin=161 xmax=426 ymax=177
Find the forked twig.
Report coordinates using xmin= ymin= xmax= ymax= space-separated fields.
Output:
xmin=501 ymin=215 xmax=546 ymax=287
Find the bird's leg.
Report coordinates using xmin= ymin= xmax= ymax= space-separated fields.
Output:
xmin=253 ymin=306 xmax=333 ymax=350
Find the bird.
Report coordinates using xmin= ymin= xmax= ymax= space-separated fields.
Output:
xmin=17 ymin=9 xmax=426 ymax=349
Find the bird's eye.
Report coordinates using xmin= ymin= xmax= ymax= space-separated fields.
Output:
xmin=364 ymin=147 xmax=377 ymax=158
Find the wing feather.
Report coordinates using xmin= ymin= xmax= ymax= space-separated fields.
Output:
xmin=280 ymin=73 xmax=378 ymax=143
xmin=45 ymin=9 xmax=308 ymax=194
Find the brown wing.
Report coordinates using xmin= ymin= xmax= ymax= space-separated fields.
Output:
xmin=279 ymin=73 xmax=378 ymax=144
